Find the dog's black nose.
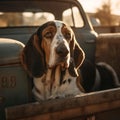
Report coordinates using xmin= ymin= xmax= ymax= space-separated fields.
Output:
xmin=56 ymin=44 xmax=69 ymax=57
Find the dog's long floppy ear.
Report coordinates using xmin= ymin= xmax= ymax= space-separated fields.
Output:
xmin=74 ymin=41 xmax=85 ymax=69
xmin=69 ymin=35 xmax=85 ymax=77
xmin=21 ymin=33 xmax=46 ymax=78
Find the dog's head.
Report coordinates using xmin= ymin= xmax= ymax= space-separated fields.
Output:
xmin=21 ymin=20 xmax=85 ymax=77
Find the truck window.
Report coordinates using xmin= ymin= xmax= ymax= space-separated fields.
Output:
xmin=62 ymin=6 xmax=84 ymax=28
xmin=0 ymin=12 xmax=55 ymax=27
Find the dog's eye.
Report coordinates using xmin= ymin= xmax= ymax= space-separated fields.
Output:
xmin=44 ymin=32 xmax=53 ymax=39
xmin=64 ymin=32 xmax=71 ymax=40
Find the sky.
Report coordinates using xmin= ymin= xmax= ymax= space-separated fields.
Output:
xmin=79 ymin=0 xmax=120 ymax=15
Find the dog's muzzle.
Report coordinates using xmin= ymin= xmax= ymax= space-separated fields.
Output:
xmin=55 ymin=43 xmax=70 ymax=68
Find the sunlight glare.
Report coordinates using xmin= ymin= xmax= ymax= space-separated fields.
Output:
xmin=22 ymin=12 xmax=33 ymax=17
xmin=79 ymin=0 xmax=120 ymax=15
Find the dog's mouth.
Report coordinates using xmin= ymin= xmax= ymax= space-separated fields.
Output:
xmin=57 ymin=56 xmax=69 ymax=68
xmin=48 ymin=55 xmax=70 ymax=69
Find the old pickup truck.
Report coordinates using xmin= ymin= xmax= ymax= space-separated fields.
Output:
xmin=0 ymin=0 xmax=120 ymax=120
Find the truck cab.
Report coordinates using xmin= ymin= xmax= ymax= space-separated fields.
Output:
xmin=0 ymin=0 xmax=97 ymax=63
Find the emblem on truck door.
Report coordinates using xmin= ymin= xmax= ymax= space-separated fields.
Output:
xmin=0 ymin=75 xmax=16 ymax=88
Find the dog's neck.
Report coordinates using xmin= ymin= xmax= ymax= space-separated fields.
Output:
xmin=42 ymin=65 xmax=69 ymax=93
xmin=33 ymin=65 xmax=81 ymax=101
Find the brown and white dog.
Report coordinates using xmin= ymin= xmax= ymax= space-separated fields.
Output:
xmin=21 ymin=20 xmax=85 ymax=101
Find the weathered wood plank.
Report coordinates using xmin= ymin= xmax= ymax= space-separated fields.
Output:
xmin=20 ymin=100 xmax=120 ymax=120
xmin=5 ymin=88 xmax=120 ymax=120
xmin=96 ymin=33 xmax=120 ymax=80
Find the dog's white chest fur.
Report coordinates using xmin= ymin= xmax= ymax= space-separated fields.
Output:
xmin=32 ymin=66 xmax=81 ymax=101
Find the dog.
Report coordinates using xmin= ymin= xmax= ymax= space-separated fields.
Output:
xmin=21 ymin=20 xmax=85 ymax=101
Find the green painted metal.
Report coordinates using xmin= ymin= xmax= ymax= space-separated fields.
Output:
xmin=0 ymin=39 xmax=33 ymax=119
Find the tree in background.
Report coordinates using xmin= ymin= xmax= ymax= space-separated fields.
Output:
xmin=95 ymin=0 xmax=116 ymax=26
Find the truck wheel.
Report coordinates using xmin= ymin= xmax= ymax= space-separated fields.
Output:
xmin=96 ymin=62 xmax=120 ymax=90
